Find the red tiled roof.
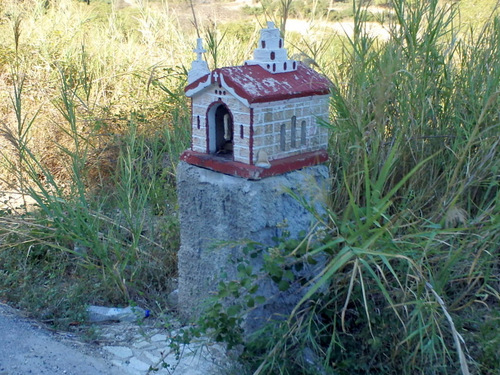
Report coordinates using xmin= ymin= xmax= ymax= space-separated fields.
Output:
xmin=185 ymin=63 xmax=331 ymax=104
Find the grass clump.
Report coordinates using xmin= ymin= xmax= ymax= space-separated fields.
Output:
xmin=0 ymin=0 xmax=191 ymax=327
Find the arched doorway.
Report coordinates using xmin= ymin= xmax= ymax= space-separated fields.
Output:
xmin=207 ymin=103 xmax=233 ymax=157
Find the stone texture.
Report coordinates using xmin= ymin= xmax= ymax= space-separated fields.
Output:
xmin=92 ymin=318 xmax=233 ymax=375
xmin=177 ymin=161 xmax=329 ymax=330
xmin=133 ymin=340 xmax=153 ymax=349
xmin=143 ymin=351 xmax=161 ymax=364
xmin=128 ymin=357 xmax=151 ymax=371
xmin=150 ymin=333 xmax=167 ymax=342
xmin=104 ymin=346 xmax=134 ymax=358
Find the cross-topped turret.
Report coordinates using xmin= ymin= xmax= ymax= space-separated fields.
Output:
xmin=194 ymin=38 xmax=206 ymax=61
xmin=187 ymin=38 xmax=210 ymax=84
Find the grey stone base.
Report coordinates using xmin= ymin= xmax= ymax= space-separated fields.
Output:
xmin=176 ymin=161 xmax=330 ymax=329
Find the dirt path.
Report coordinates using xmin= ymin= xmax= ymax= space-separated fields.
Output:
xmin=0 ymin=302 xmax=235 ymax=374
xmin=0 ymin=303 xmax=121 ymax=375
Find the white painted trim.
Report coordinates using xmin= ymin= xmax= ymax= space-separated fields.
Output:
xmin=219 ymin=74 xmax=250 ymax=107
xmin=185 ymin=74 xmax=211 ymax=97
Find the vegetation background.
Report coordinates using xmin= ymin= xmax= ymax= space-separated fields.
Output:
xmin=0 ymin=0 xmax=498 ymax=374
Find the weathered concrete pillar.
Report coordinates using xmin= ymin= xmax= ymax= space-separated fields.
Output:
xmin=176 ymin=161 xmax=329 ymax=329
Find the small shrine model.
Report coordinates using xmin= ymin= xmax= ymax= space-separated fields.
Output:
xmin=182 ymin=21 xmax=331 ymax=179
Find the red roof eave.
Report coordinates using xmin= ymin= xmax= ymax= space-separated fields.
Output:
xmin=184 ymin=74 xmax=211 ymax=95
xmin=185 ymin=63 xmax=332 ymax=104
xmin=246 ymin=86 xmax=331 ymax=103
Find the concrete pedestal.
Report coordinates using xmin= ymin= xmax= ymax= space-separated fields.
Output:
xmin=176 ymin=161 xmax=329 ymax=329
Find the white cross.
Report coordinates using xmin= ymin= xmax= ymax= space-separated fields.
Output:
xmin=212 ymin=71 xmax=219 ymax=81
xmin=193 ymin=38 xmax=206 ymax=61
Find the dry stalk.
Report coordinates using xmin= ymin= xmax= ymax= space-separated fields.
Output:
xmin=424 ymin=282 xmax=471 ymax=375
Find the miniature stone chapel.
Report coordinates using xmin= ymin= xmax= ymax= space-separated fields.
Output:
xmin=176 ymin=22 xmax=331 ymax=326
xmin=182 ymin=21 xmax=331 ymax=179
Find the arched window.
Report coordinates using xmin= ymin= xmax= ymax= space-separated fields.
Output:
xmin=280 ymin=124 xmax=286 ymax=151
xmin=270 ymin=51 xmax=275 ymax=60
xmin=261 ymin=40 xmax=266 ymax=48
xmin=197 ymin=115 xmax=200 ymax=130
xmin=291 ymin=116 xmax=297 ymax=148
xmin=301 ymin=120 xmax=307 ymax=146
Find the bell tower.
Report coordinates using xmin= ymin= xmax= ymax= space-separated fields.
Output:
xmin=245 ymin=21 xmax=298 ymax=74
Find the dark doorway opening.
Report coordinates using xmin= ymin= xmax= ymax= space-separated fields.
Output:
xmin=214 ymin=105 xmax=233 ymax=157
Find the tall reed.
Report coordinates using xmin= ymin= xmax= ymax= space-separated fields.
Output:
xmin=0 ymin=0 xmax=191 ymax=323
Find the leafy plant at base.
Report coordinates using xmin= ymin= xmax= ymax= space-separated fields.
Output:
xmin=191 ymin=144 xmax=470 ymax=374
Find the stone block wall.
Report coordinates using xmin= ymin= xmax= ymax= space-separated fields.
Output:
xmin=252 ymin=94 xmax=330 ymax=162
xmin=176 ymin=161 xmax=330 ymax=331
